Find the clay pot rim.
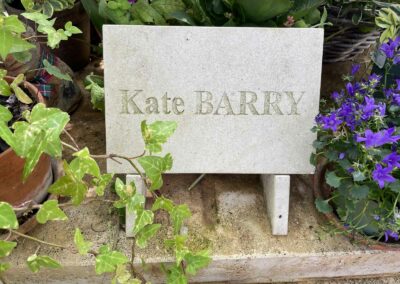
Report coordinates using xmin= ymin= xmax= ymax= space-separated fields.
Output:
xmin=313 ymin=159 xmax=400 ymax=251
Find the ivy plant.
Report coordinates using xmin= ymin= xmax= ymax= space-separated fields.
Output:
xmin=0 ymin=103 xmax=211 ymax=283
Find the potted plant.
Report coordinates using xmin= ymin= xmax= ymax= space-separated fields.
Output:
xmin=313 ymin=36 xmax=400 ymax=248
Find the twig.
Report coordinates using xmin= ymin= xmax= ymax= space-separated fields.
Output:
xmin=130 ymin=239 xmax=146 ymax=283
xmin=61 ymin=141 xmax=79 ymax=152
xmin=9 ymin=230 xmax=66 ymax=249
xmin=188 ymin=174 xmax=206 ymax=191
xmin=63 ymin=129 xmax=80 ymax=150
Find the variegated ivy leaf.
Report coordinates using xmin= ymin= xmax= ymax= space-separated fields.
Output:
xmin=0 ymin=202 xmax=18 ymax=230
xmin=43 ymin=59 xmax=72 ymax=81
xmin=93 ymin=173 xmax=114 ymax=196
xmin=70 ymin=147 xmax=101 ymax=180
xmin=132 ymin=209 xmax=153 ymax=235
xmin=0 ymin=105 xmax=15 ymax=148
xmin=0 ymin=240 xmax=17 ymax=258
xmin=95 ymin=245 xmax=128 ymax=275
xmin=74 ymin=228 xmax=93 ymax=255
xmin=135 ymin=224 xmax=161 ymax=248
xmin=36 ymin=200 xmax=68 ymax=224
xmin=11 ymin=103 xmax=69 ymax=180
xmin=48 ymin=161 xmax=87 ymax=205
xmin=170 ymin=204 xmax=191 ymax=234
xmin=164 ymin=235 xmax=188 ymax=265
xmin=141 ymin=120 xmax=177 ymax=153
xmin=166 ymin=265 xmax=187 ymax=284
xmin=152 ymin=196 xmax=174 ymax=212
xmin=184 ymin=250 xmax=212 ymax=276
xmin=26 ymin=254 xmax=62 ymax=273
xmin=137 ymin=154 xmax=172 ymax=190
xmin=113 ymin=178 xmax=145 ymax=212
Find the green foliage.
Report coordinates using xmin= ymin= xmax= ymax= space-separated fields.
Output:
xmin=0 ymin=202 xmax=18 ymax=229
xmin=84 ymin=74 xmax=105 ymax=112
xmin=315 ymin=197 xmax=333 ymax=213
xmin=95 ymin=245 xmax=129 ymax=274
xmin=0 ymin=263 xmax=11 ymax=273
xmin=325 ymin=171 xmax=341 ymax=188
xmin=43 ymin=59 xmax=72 ymax=81
xmin=22 ymin=12 xmax=82 ymax=48
xmin=0 ymin=240 xmax=17 ymax=258
xmin=112 ymin=265 xmax=141 ymax=284
xmin=136 ymin=223 xmax=161 ymax=248
xmin=74 ymin=228 xmax=93 ymax=255
xmin=26 ymin=254 xmax=62 ymax=273
xmin=138 ymin=154 xmax=173 ymax=190
xmin=94 ymin=173 xmax=114 ymax=196
xmin=141 ymin=120 xmax=177 ymax=154
xmin=376 ymin=5 xmax=400 ymax=42
xmin=0 ymin=14 xmax=35 ymax=60
xmin=170 ymin=204 xmax=191 ymax=234
xmin=21 ymin=0 xmax=76 ymax=17
xmin=0 ymin=104 xmax=15 ymax=149
xmin=184 ymin=250 xmax=212 ymax=275
xmin=36 ymin=200 xmax=68 ymax=224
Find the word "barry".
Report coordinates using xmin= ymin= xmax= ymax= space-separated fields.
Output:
xmin=120 ymin=90 xmax=304 ymax=115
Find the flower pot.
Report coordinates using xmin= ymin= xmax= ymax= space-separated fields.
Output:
xmin=313 ymin=160 xmax=400 ymax=251
xmin=5 ymin=1 xmax=91 ymax=71
xmin=0 ymin=77 xmax=52 ymax=210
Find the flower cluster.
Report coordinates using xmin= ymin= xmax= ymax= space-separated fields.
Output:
xmin=314 ymin=36 xmax=400 ymax=242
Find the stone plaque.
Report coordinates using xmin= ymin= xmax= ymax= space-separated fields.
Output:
xmin=104 ymin=26 xmax=323 ymax=174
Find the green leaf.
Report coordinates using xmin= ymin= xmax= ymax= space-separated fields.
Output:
xmin=43 ymin=59 xmax=72 ymax=81
xmin=70 ymin=147 xmax=101 ymax=179
xmin=85 ymin=74 xmax=105 ymax=112
xmin=95 ymin=245 xmax=129 ymax=275
xmin=167 ymin=265 xmax=187 ymax=284
xmin=12 ymin=51 xmax=33 ymax=64
xmin=0 ymin=263 xmax=11 ymax=273
xmin=0 ymin=30 xmax=13 ymax=59
xmin=26 ymin=254 xmax=62 ymax=273
xmin=131 ymin=0 xmax=166 ymax=25
xmin=184 ymin=250 xmax=211 ymax=275
xmin=0 ymin=105 xmax=12 ymax=122
xmin=315 ymin=197 xmax=333 ymax=214
xmin=169 ymin=11 xmax=196 ymax=25
xmin=152 ymin=196 xmax=174 ymax=212
xmin=164 ymin=235 xmax=188 ymax=265
xmin=350 ymin=184 xmax=369 ymax=199
xmin=236 ymin=0 xmax=292 ymax=22
xmin=151 ymin=0 xmax=186 ymax=18
xmin=127 ymin=193 xmax=145 ymax=212
xmin=3 ymin=15 xmax=26 ymax=33
xmin=0 ymin=240 xmax=17 ymax=258
xmin=136 ymin=224 xmax=161 ymax=248
xmin=0 ymin=202 xmax=18 ymax=229
xmin=325 ymin=171 xmax=341 ymax=188
xmin=93 ymin=173 xmax=114 ymax=196
xmin=133 ymin=209 xmax=154 ymax=235
xmin=13 ymin=85 xmax=33 ymax=104
xmin=141 ymin=120 xmax=177 ymax=153
xmin=36 ymin=200 xmax=68 ymax=224
xmin=138 ymin=154 xmax=172 ymax=190
xmin=170 ymin=204 xmax=191 ymax=234
xmin=352 ymin=171 xmax=366 ymax=182
xmin=389 ymin=180 xmax=400 ymax=193
xmin=0 ymin=106 xmax=15 ymax=148
xmin=64 ymin=21 xmax=82 ymax=35
xmin=74 ymin=228 xmax=93 ymax=255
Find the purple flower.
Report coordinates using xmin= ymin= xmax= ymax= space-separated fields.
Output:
xmin=384 ymin=229 xmax=399 ymax=242
xmin=331 ymin=91 xmax=341 ymax=102
xmin=362 ymin=96 xmax=376 ymax=119
xmin=356 ymin=128 xmax=400 ymax=148
xmin=351 ymin=64 xmax=361 ymax=76
xmin=394 ymin=94 xmax=400 ymax=106
xmin=372 ymin=164 xmax=396 ymax=189
xmin=347 ymin=167 xmax=355 ymax=173
xmin=321 ymin=113 xmax=343 ymax=132
xmin=345 ymin=82 xmax=359 ymax=96
xmin=339 ymin=152 xmax=345 ymax=160
xmin=377 ymin=102 xmax=386 ymax=116
xmin=374 ymin=215 xmax=381 ymax=221
xmin=128 ymin=0 xmax=137 ymax=3
xmin=396 ymin=80 xmax=400 ymax=91
xmin=368 ymin=74 xmax=381 ymax=88
xmin=380 ymin=37 xmax=400 ymax=58
xmin=383 ymin=152 xmax=400 ymax=168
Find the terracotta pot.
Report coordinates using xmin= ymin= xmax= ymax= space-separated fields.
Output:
xmin=313 ymin=159 xmax=400 ymax=251
xmin=0 ymin=77 xmax=52 ymax=209
xmin=5 ymin=1 xmax=91 ymax=71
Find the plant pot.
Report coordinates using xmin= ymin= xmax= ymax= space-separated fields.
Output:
xmin=5 ymin=1 xmax=91 ymax=71
xmin=313 ymin=159 xmax=400 ymax=251
xmin=0 ymin=77 xmax=52 ymax=210
xmin=323 ymin=15 xmax=379 ymax=63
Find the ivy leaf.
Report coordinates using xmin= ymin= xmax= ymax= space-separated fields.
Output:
xmin=141 ymin=120 xmax=177 ymax=153
xmin=0 ymin=240 xmax=17 ymax=257
xmin=3 ymin=15 xmax=26 ymax=33
xmin=70 ymin=147 xmax=101 ymax=179
xmin=0 ymin=30 xmax=14 ymax=60
xmin=93 ymin=173 xmax=114 ymax=196
xmin=0 ymin=77 xmax=11 ymax=96
xmin=164 ymin=235 xmax=188 ymax=265
xmin=315 ymin=198 xmax=333 ymax=214
xmin=152 ymin=196 xmax=174 ymax=212
xmin=166 ymin=265 xmax=187 ymax=284
xmin=0 ymin=106 xmax=15 ymax=148
xmin=0 ymin=263 xmax=11 ymax=273
xmin=112 ymin=264 xmax=140 ymax=284
xmin=184 ymin=250 xmax=211 ymax=275
xmin=43 ymin=59 xmax=72 ymax=81
xmin=325 ymin=171 xmax=341 ymax=188
xmin=64 ymin=21 xmax=82 ymax=35
xmin=26 ymin=254 xmax=62 ymax=273
xmin=133 ymin=209 xmax=154 ymax=235
xmin=138 ymin=154 xmax=172 ymax=190
xmin=36 ymin=200 xmax=68 ymax=224
xmin=0 ymin=202 xmax=18 ymax=229
xmin=170 ymin=204 xmax=191 ymax=234
xmin=95 ymin=245 xmax=129 ymax=275
xmin=74 ymin=228 xmax=93 ymax=255
xmin=126 ymin=193 xmax=145 ymax=213
xmin=136 ymin=224 xmax=161 ymax=248
xmin=85 ymin=74 xmax=105 ymax=112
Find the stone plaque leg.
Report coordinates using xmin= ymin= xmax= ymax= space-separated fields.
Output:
xmin=260 ymin=174 xmax=290 ymax=235
xmin=126 ymin=174 xmax=147 ymax=237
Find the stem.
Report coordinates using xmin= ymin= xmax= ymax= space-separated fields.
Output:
xmin=130 ymin=239 xmax=146 ymax=283
xmin=63 ymin=129 xmax=80 ymax=150
xmin=9 ymin=230 xmax=66 ymax=249
xmin=61 ymin=141 xmax=79 ymax=152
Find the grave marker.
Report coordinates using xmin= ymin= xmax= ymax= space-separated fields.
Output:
xmin=103 ymin=25 xmax=323 ymax=236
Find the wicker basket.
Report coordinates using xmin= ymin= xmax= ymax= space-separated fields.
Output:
xmin=323 ymin=17 xmax=380 ymax=63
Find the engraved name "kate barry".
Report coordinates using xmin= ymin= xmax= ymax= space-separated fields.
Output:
xmin=119 ymin=90 xmax=305 ymax=115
